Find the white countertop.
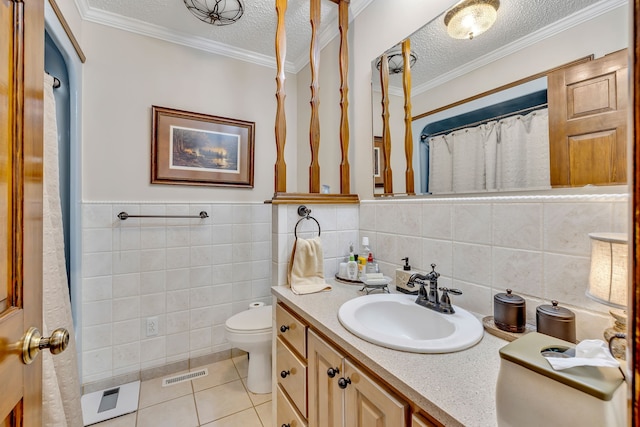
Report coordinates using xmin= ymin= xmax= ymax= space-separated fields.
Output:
xmin=272 ymin=281 xmax=509 ymax=427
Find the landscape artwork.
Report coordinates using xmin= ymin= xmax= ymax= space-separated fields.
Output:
xmin=151 ymin=106 xmax=255 ymax=187
xmin=170 ymin=126 xmax=240 ymax=174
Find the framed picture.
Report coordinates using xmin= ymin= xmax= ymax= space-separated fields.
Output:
xmin=373 ymin=136 xmax=384 ymax=187
xmin=151 ymin=106 xmax=255 ymax=188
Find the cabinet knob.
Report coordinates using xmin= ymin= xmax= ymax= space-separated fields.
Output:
xmin=281 ymin=424 xmax=291 ymax=427
xmin=327 ymin=367 xmax=340 ymax=378
xmin=280 ymin=325 xmax=290 ymax=333
xmin=280 ymin=370 xmax=290 ymax=378
xmin=338 ymin=377 xmax=351 ymax=389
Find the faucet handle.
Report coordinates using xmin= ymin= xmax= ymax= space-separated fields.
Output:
xmin=438 ymin=287 xmax=462 ymax=314
xmin=440 ymin=287 xmax=462 ymax=296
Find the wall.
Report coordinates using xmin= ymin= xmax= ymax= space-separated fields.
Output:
xmin=81 ymin=21 xmax=299 ymax=202
xmin=81 ymin=202 xmax=272 ymax=385
xmin=360 ymin=193 xmax=628 ymax=341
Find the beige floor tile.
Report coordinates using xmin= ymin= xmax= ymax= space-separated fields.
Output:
xmin=232 ymin=355 xmax=248 ymax=378
xmin=194 ymin=379 xmax=253 ymax=425
xmin=255 ymin=401 xmax=273 ymax=427
xmin=91 ymin=412 xmax=137 ymax=427
xmin=191 ymin=359 xmax=240 ymax=392
xmin=241 ymin=377 xmax=272 ymax=406
xmin=137 ymin=370 xmax=193 ymax=409
xmin=200 ymin=408 xmax=263 ymax=427
xmin=136 ymin=394 xmax=198 ymax=427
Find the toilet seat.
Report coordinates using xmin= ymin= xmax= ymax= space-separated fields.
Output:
xmin=225 ymin=306 xmax=272 ymax=333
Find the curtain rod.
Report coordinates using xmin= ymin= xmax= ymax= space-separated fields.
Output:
xmin=423 ymin=103 xmax=548 ymax=139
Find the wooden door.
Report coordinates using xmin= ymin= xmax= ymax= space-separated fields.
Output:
xmin=343 ymin=359 xmax=406 ymax=427
xmin=308 ymin=330 xmax=344 ymax=427
xmin=548 ymin=49 xmax=628 ymax=187
xmin=0 ymin=0 xmax=44 ymax=425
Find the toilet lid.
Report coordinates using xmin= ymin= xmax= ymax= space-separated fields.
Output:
xmin=226 ymin=306 xmax=272 ymax=332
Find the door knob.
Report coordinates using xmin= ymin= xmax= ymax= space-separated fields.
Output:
xmin=22 ymin=327 xmax=69 ymax=365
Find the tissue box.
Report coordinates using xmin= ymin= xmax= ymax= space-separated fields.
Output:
xmin=395 ymin=268 xmax=419 ymax=295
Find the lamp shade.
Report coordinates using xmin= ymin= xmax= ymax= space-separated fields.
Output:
xmin=586 ymin=233 xmax=628 ymax=309
xmin=444 ymin=0 xmax=500 ymax=40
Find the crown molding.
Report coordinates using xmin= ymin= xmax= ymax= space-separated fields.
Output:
xmin=412 ymin=0 xmax=627 ymax=96
xmin=74 ymin=0 xmax=375 ymax=74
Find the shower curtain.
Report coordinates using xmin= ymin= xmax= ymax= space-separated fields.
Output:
xmin=42 ymin=73 xmax=83 ymax=427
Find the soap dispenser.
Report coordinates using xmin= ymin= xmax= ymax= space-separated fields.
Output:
xmin=395 ymin=257 xmax=419 ymax=295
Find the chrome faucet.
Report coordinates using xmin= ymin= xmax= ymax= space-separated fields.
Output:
xmin=407 ymin=263 xmax=462 ymax=314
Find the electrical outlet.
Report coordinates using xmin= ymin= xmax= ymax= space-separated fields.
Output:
xmin=146 ymin=317 xmax=159 ymax=337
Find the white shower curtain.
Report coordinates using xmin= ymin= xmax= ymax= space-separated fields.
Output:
xmin=496 ymin=109 xmax=550 ymax=190
xmin=42 ymin=73 xmax=83 ymax=427
xmin=428 ymin=134 xmax=453 ymax=193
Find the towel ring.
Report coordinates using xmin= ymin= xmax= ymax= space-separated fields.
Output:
xmin=294 ymin=205 xmax=321 ymax=239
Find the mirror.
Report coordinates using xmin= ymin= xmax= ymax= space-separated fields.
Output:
xmin=371 ymin=0 xmax=629 ymax=196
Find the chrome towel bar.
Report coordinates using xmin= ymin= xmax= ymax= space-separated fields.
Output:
xmin=117 ymin=211 xmax=209 ymax=220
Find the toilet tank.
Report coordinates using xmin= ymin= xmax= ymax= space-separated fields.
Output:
xmin=496 ymin=332 xmax=626 ymax=427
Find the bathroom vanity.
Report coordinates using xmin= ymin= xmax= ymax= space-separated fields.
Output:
xmin=272 ymin=282 xmax=508 ymax=427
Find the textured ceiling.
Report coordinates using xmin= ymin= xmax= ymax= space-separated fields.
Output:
xmin=77 ymin=0 xmax=373 ymax=72
xmin=75 ymin=0 xmax=625 ymax=84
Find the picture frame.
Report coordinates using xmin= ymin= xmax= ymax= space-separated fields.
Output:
xmin=373 ymin=136 xmax=384 ymax=187
xmin=151 ymin=106 xmax=255 ymax=188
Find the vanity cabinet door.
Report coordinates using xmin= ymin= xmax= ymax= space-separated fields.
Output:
xmin=343 ymin=359 xmax=407 ymax=427
xmin=412 ymin=413 xmax=438 ymax=427
xmin=308 ymin=330 xmax=345 ymax=427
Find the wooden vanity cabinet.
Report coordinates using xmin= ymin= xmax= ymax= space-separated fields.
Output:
xmin=308 ymin=330 xmax=407 ymax=427
xmin=277 ymin=301 xmax=443 ymax=427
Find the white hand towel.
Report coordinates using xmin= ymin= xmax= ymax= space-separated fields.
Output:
xmin=287 ymin=236 xmax=332 ymax=295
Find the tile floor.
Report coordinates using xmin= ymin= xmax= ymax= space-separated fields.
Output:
xmin=93 ymin=355 xmax=272 ymax=427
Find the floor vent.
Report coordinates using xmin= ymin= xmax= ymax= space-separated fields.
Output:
xmin=162 ymin=368 xmax=208 ymax=387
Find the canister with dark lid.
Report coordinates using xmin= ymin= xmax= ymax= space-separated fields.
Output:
xmin=536 ymin=300 xmax=576 ymax=343
xmin=494 ymin=289 xmax=526 ymax=333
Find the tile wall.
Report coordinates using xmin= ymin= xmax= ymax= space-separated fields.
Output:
xmin=271 ymin=204 xmax=360 ymax=287
xmin=359 ymin=193 xmax=629 ymax=341
xmin=80 ymin=202 xmax=272 ymax=386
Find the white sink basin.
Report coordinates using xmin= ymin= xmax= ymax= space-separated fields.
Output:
xmin=338 ymin=293 xmax=483 ymax=353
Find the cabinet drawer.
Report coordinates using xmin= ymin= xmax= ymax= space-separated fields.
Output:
xmin=277 ymin=385 xmax=308 ymax=427
xmin=277 ymin=337 xmax=308 ymax=417
xmin=276 ymin=303 xmax=307 ymax=357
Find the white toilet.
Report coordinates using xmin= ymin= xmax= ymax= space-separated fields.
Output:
xmin=224 ymin=305 xmax=273 ymax=394
xmin=496 ymin=332 xmax=626 ymax=426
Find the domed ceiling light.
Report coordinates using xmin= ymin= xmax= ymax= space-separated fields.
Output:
xmin=444 ymin=0 xmax=500 ymax=40
xmin=183 ymin=0 xmax=244 ymax=26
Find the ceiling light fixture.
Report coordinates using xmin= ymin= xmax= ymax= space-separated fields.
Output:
xmin=444 ymin=0 xmax=500 ymax=40
xmin=183 ymin=0 xmax=244 ymax=26
xmin=375 ymin=51 xmax=418 ymax=75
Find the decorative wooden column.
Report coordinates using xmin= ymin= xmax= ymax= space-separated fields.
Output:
xmin=337 ymin=0 xmax=351 ymax=194
xmin=402 ymin=39 xmax=415 ymax=195
xmin=271 ymin=0 xmax=358 ymax=204
xmin=380 ymin=54 xmax=393 ymax=194
xmin=274 ymin=0 xmax=288 ymax=193
xmin=308 ymin=0 xmax=321 ymax=193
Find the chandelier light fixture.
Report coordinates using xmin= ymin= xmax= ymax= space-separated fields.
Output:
xmin=444 ymin=0 xmax=500 ymax=40
xmin=183 ymin=0 xmax=244 ymax=26
xmin=375 ymin=51 xmax=418 ymax=74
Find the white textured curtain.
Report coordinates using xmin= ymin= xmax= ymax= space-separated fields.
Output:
xmin=496 ymin=108 xmax=551 ymax=190
xmin=42 ymin=73 xmax=83 ymax=427
xmin=451 ymin=124 xmax=492 ymax=193
xmin=428 ymin=134 xmax=453 ymax=193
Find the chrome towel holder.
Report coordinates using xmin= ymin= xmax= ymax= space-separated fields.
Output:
xmin=117 ymin=211 xmax=209 ymax=220
xmin=294 ymin=205 xmax=321 ymax=239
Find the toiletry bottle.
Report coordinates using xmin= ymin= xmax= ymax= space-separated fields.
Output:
xmin=346 ymin=254 xmax=358 ymax=280
xmin=366 ymin=252 xmax=377 ymax=274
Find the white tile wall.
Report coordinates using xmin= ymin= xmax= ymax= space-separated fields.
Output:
xmin=360 ymin=193 xmax=628 ymax=341
xmin=80 ymin=202 xmax=272 ymax=385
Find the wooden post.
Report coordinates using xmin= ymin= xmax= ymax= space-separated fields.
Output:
xmin=274 ymin=0 xmax=287 ymax=193
xmin=380 ymin=54 xmax=393 ymax=194
xmin=338 ymin=0 xmax=350 ymax=194
xmin=308 ymin=0 xmax=321 ymax=193
xmin=402 ymin=39 xmax=415 ymax=195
